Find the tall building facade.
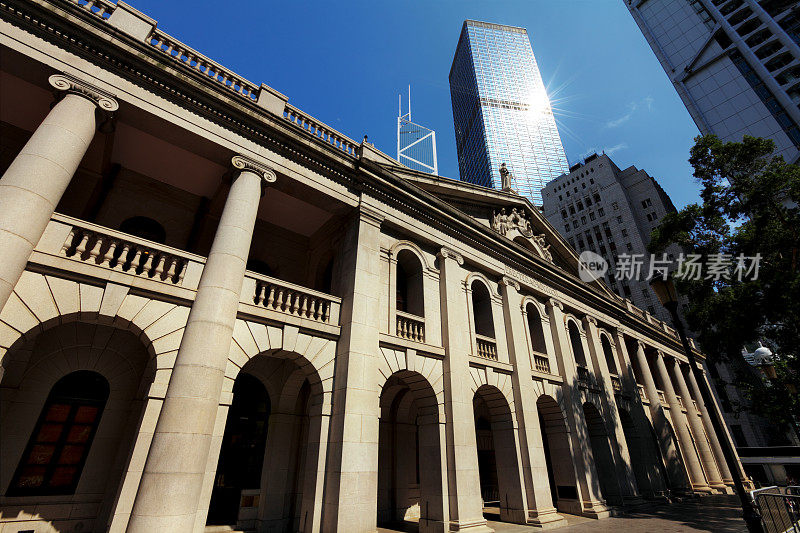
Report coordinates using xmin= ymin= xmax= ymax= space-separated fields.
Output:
xmin=449 ymin=20 xmax=569 ymax=205
xmin=625 ymin=0 xmax=800 ymax=163
xmin=0 ymin=2 xmax=749 ymax=532
xmin=542 ymin=154 xmax=684 ymax=325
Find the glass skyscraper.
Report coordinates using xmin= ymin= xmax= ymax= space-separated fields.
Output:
xmin=449 ymin=20 xmax=569 ymax=205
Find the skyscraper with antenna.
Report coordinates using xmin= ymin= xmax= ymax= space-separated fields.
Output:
xmin=397 ymin=86 xmax=438 ymax=175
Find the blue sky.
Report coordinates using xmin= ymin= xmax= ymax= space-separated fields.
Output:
xmin=131 ymin=0 xmax=703 ymax=208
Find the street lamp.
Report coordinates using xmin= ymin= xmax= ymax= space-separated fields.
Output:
xmin=650 ymin=274 xmax=763 ymax=533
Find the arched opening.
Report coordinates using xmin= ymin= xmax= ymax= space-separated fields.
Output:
xmin=8 ymin=371 xmax=109 ymax=496
xmin=567 ymin=321 xmax=587 ymax=367
xmin=314 ymin=252 xmax=335 ymax=295
xmin=618 ymin=408 xmax=666 ymax=497
xmin=119 ymin=216 xmax=166 ymax=244
xmin=473 ymin=386 xmax=525 ymax=524
xmin=471 ymin=280 xmax=495 ymax=338
xmin=525 ymin=303 xmax=547 ymax=354
xmin=377 ymin=371 xmax=444 ymax=533
xmin=537 ymin=395 xmax=579 ymax=514
xmin=582 ymin=402 xmax=621 ymax=505
xmin=207 ymin=372 xmax=270 ymax=525
xmin=396 ymin=249 xmax=424 ymax=317
xmin=0 ymin=322 xmax=153 ymax=530
xmin=600 ymin=334 xmax=618 ymax=374
xmin=206 ymin=351 xmax=327 ymax=532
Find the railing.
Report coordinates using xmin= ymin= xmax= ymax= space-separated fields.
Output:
xmin=283 ymin=105 xmax=359 ymax=157
xmin=676 ymin=395 xmax=686 ymax=410
xmin=475 ymin=334 xmax=498 ymax=361
xmin=752 ymin=486 xmax=800 ymax=533
xmin=532 ymin=353 xmax=551 ymax=374
xmin=396 ymin=310 xmax=425 ymax=343
xmin=66 ymin=0 xmax=115 ymax=20
xmin=657 ymin=390 xmax=667 ymax=406
xmin=577 ymin=365 xmax=590 ymax=386
xmin=638 ymin=384 xmax=648 ymax=402
xmin=610 ymin=374 xmax=622 ymax=394
xmin=60 ymin=222 xmax=190 ymax=285
xmin=251 ymin=274 xmax=340 ymax=325
xmin=146 ymin=29 xmax=260 ymax=101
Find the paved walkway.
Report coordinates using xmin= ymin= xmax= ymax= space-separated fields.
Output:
xmin=378 ymin=496 xmax=747 ymax=533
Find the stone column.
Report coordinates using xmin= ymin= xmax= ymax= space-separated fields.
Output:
xmin=127 ymin=156 xmax=274 ymax=532
xmin=669 ymin=359 xmax=727 ymax=493
xmin=0 ymin=73 xmax=117 ymax=314
xmin=686 ymin=366 xmax=736 ymax=489
xmin=653 ymin=351 xmax=712 ymax=493
xmin=499 ymin=278 xmax=565 ymax=529
xmin=631 ymin=341 xmax=689 ymax=490
xmin=583 ymin=318 xmax=639 ymax=504
xmin=437 ymin=248 xmax=491 ymax=532
xmin=612 ymin=330 xmax=669 ymax=496
xmin=322 ymin=206 xmax=383 ymax=532
xmin=545 ymin=300 xmax=609 ymax=518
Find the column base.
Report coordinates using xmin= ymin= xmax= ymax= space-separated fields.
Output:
xmin=448 ymin=518 xmax=494 ymax=532
xmin=691 ymin=483 xmax=715 ymax=494
xmin=527 ymin=509 xmax=567 ymax=529
xmin=580 ymin=500 xmax=611 ymax=519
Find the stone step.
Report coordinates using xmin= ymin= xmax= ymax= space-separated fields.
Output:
xmin=204 ymin=526 xmax=246 ymax=533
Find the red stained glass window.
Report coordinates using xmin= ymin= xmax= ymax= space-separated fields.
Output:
xmin=8 ymin=371 xmax=108 ymax=496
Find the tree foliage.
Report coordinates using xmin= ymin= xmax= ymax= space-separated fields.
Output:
xmin=649 ymin=135 xmax=800 ymax=437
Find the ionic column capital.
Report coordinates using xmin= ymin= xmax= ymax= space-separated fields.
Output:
xmin=437 ymin=247 xmax=463 ymax=265
xmin=583 ymin=315 xmax=598 ymax=327
xmin=546 ymin=297 xmax=563 ymax=312
xmin=49 ymin=73 xmax=119 ymax=112
xmin=499 ymin=275 xmax=520 ymax=291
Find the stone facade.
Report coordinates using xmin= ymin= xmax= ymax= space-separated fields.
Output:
xmin=0 ymin=2 xmax=746 ymax=532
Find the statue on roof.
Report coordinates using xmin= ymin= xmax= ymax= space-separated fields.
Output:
xmin=499 ymin=163 xmax=513 ymax=191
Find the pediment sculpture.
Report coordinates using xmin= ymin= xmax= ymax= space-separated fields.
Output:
xmin=491 ymin=207 xmax=553 ymax=263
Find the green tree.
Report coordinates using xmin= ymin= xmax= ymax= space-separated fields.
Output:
xmin=649 ymin=134 xmax=800 ymax=439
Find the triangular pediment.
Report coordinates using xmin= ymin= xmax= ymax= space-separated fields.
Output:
xmin=378 ymin=162 xmax=617 ymax=298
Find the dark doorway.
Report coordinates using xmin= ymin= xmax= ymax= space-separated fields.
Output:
xmin=207 ymin=373 xmax=270 ymax=525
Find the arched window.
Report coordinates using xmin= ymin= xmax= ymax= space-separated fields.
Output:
xmin=396 ymin=249 xmax=424 ymax=317
xmin=525 ymin=303 xmax=547 ymax=354
xmin=567 ymin=320 xmax=587 ymax=367
xmin=9 ymin=371 xmax=109 ymax=496
xmin=601 ymin=334 xmax=618 ymax=374
xmin=471 ymin=280 xmax=495 ymax=338
xmin=119 ymin=216 xmax=166 ymax=244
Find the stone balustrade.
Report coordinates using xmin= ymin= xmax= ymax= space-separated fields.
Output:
xmin=676 ymin=394 xmax=686 ymax=411
xmin=638 ymin=383 xmax=648 ymax=403
xmin=475 ymin=334 xmax=498 ymax=361
xmin=68 ymin=0 xmax=115 ymax=20
xmin=283 ymin=105 xmax=359 ymax=157
xmin=610 ymin=374 xmax=622 ymax=394
xmin=249 ymin=273 xmax=341 ymax=325
xmin=577 ymin=365 xmax=590 ymax=386
xmin=657 ymin=389 xmax=667 ymax=406
xmin=147 ymin=28 xmax=260 ymax=101
xmin=532 ymin=352 xmax=551 ymax=374
xmin=59 ymin=218 xmax=192 ymax=285
xmin=396 ymin=310 xmax=425 ymax=343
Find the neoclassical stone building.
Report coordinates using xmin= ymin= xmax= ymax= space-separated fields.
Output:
xmin=0 ymin=2 xmax=747 ymax=532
